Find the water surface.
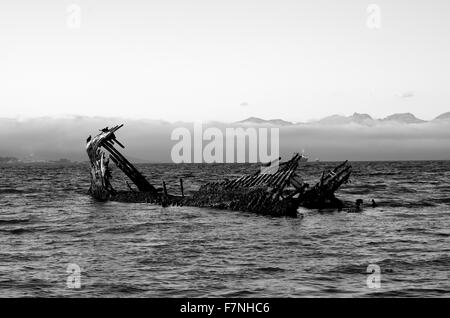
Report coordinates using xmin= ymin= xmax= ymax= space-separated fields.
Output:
xmin=0 ymin=161 xmax=449 ymax=297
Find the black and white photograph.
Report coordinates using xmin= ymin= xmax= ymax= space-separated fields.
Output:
xmin=0 ymin=0 xmax=449 ymax=302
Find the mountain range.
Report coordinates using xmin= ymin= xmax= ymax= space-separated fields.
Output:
xmin=236 ymin=112 xmax=449 ymax=126
xmin=0 ymin=112 xmax=449 ymax=162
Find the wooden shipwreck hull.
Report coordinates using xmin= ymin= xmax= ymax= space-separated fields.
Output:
xmin=86 ymin=125 xmax=352 ymax=217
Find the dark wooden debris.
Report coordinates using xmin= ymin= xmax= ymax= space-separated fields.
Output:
xmin=86 ymin=124 xmax=157 ymax=200
xmin=86 ymin=125 xmax=352 ymax=217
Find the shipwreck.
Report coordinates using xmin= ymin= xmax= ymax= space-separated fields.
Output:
xmin=86 ymin=125 xmax=352 ymax=217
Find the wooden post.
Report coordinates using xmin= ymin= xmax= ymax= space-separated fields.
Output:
xmin=163 ymin=181 xmax=168 ymax=197
xmin=159 ymin=181 xmax=168 ymax=207
xmin=180 ymin=178 xmax=184 ymax=198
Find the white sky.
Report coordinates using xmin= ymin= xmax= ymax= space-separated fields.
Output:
xmin=1 ymin=0 xmax=450 ymax=122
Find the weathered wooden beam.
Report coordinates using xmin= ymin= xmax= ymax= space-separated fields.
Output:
xmin=163 ymin=181 xmax=168 ymax=197
xmin=180 ymin=178 xmax=184 ymax=198
xmin=102 ymin=141 xmax=156 ymax=193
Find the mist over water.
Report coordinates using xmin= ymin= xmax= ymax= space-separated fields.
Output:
xmin=0 ymin=161 xmax=449 ymax=297
xmin=1 ymin=117 xmax=449 ymax=162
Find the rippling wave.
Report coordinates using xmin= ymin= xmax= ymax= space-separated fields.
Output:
xmin=0 ymin=161 xmax=449 ymax=297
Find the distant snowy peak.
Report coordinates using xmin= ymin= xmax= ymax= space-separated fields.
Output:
xmin=316 ymin=113 xmax=376 ymax=126
xmin=351 ymin=112 xmax=375 ymax=124
xmin=381 ymin=113 xmax=426 ymax=124
xmin=315 ymin=114 xmax=351 ymax=125
xmin=235 ymin=117 xmax=293 ymax=126
xmin=434 ymin=112 xmax=450 ymax=121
